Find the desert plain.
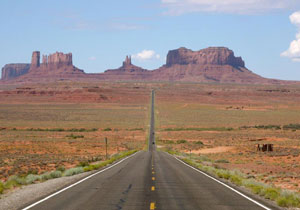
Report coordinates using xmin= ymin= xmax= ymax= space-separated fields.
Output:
xmin=0 ymin=81 xmax=300 ymax=196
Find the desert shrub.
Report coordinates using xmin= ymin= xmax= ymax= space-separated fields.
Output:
xmin=243 ymin=180 xmax=265 ymax=195
xmin=25 ymin=174 xmax=41 ymax=184
xmin=283 ymin=124 xmax=300 ymax=130
xmin=202 ymin=165 xmax=217 ymax=175
xmin=15 ymin=177 xmax=26 ymax=185
xmin=161 ymin=140 xmax=174 ymax=144
xmin=194 ymin=141 xmax=204 ymax=145
xmin=52 ymin=128 xmax=65 ymax=132
xmin=229 ymin=175 xmax=242 ymax=186
xmin=63 ymin=167 xmax=84 ymax=176
xmin=92 ymin=164 xmax=101 ymax=170
xmin=66 ymin=134 xmax=84 ymax=139
xmin=4 ymin=176 xmax=20 ymax=189
xmin=103 ymin=128 xmax=112 ymax=131
xmin=263 ymin=187 xmax=280 ymax=200
xmin=41 ymin=172 xmax=52 ymax=181
xmin=276 ymin=191 xmax=300 ymax=207
xmin=0 ymin=181 xmax=4 ymax=194
xmin=216 ymin=170 xmax=231 ymax=180
xmin=50 ymin=171 xmax=62 ymax=179
xmin=129 ymin=128 xmax=144 ymax=131
xmin=78 ymin=162 xmax=89 ymax=167
xmin=56 ymin=166 xmax=65 ymax=172
xmin=239 ymin=126 xmax=251 ymax=129
xmin=27 ymin=168 xmax=38 ymax=175
xmin=175 ymin=150 xmax=300 ymax=208
xmin=254 ymin=125 xmax=281 ymax=130
xmin=182 ymin=158 xmax=200 ymax=168
xmin=250 ymin=184 xmax=264 ymax=194
xmin=165 ymin=148 xmax=180 ymax=155
xmin=215 ymin=159 xmax=230 ymax=163
xmin=176 ymin=140 xmax=187 ymax=144
xmin=82 ymin=150 xmax=137 ymax=172
xmin=83 ymin=165 xmax=95 ymax=172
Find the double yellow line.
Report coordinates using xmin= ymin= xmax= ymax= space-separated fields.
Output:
xmin=150 ymin=153 xmax=156 ymax=210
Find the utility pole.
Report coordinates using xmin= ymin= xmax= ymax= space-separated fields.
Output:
xmin=105 ymin=137 xmax=108 ymax=160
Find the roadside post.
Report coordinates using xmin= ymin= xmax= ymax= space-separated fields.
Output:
xmin=105 ymin=137 xmax=108 ymax=160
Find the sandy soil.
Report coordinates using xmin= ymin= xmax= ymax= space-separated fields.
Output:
xmin=191 ymin=146 xmax=235 ymax=154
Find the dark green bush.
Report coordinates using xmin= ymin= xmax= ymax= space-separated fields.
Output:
xmin=254 ymin=125 xmax=281 ymax=130
xmin=66 ymin=134 xmax=84 ymax=139
xmin=215 ymin=159 xmax=230 ymax=163
xmin=283 ymin=124 xmax=300 ymax=130
xmin=4 ymin=176 xmax=20 ymax=189
xmin=277 ymin=193 xmax=300 ymax=207
xmin=56 ymin=166 xmax=65 ymax=172
xmin=0 ymin=181 xmax=4 ymax=194
xmin=264 ymin=188 xmax=280 ymax=200
xmin=78 ymin=162 xmax=89 ymax=167
xmin=176 ymin=140 xmax=187 ymax=144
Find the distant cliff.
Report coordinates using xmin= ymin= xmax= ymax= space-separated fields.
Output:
xmin=1 ymin=64 xmax=30 ymax=80
xmin=166 ymin=47 xmax=245 ymax=68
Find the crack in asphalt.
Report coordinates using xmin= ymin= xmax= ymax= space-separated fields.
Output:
xmin=115 ymin=184 xmax=132 ymax=210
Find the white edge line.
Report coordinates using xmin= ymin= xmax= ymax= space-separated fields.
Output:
xmin=22 ymin=151 xmax=141 ymax=210
xmin=168 ymin=153 xmax=272 ymax=210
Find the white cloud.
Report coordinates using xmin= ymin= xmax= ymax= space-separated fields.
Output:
xmin=88 ymin=56 xmax=96 ymax=61
xmin=281 ymin=11 xmax=300 ymax=61
xmin=290 ymin=11 xmax=300 ymax=25
xmin=132 ymin=50 xmax=160 ymax=61
xmin=161 ymin=0 xmax=300 ymax=15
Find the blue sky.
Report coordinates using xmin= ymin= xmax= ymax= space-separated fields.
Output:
xmin=1 ymin=0 xmax=300 ymax=80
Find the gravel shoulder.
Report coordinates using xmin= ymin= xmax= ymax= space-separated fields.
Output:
xmin=0 ymin=171 xmax=94 ymax=210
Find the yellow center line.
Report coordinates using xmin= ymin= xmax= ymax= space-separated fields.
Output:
xmin=150 ymin=202 xmax=156 ymax=210
xmin=151 ymin=186 xmax=155 ymax=191
xmin=152 ymin=171 xmax=155 ymax=174
xmin=152 ymin=177 xmax=155 ymax=181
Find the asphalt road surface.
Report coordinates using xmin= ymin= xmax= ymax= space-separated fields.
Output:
xmin=24 ymin=90 xmax=278 ymax=210
xmin=148 ymin=89 xmax=156 ymax=152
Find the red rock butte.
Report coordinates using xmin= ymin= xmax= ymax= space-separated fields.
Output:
xmin=29 ymin=51 xmax=83 ymax=75
xmin=0 ymin=47 xmax=295 ymax=84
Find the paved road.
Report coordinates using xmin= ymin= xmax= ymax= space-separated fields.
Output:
xmin=149 ymin=89 xmax=155 ymax=152
xmin=24 ymin=90 xmax=277 ymax=210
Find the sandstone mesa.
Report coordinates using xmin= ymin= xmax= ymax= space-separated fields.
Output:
xmin=0 ymin=47 xmax=292 ymax=84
